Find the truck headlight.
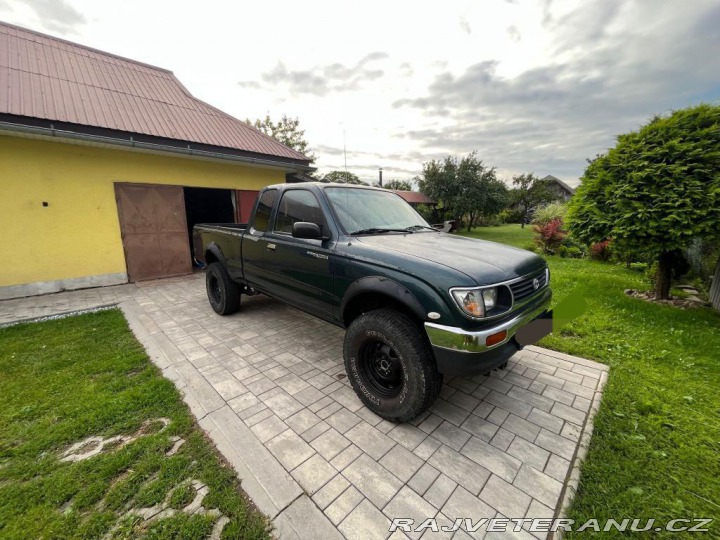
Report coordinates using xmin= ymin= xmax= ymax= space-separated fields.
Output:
xmin=451 ymin=287 xmax=498 ymax=318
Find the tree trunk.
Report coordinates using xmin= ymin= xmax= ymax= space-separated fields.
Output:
xmin=655 ymin=251 xmax=673 ymax=299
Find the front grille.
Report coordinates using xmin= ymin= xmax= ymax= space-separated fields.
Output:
xmin=509 ymin=269 xmax=548 ymax=302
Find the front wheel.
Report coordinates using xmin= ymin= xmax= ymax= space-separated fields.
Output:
xmin=344 ymin=309 xmax=443 ymax=422
xmin=206 ymin=262 xmax=241 ymax=315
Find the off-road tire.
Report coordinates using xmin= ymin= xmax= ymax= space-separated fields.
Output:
xmin=344 ymin=309 xmax=443 ymax=422
xmin=206 ymin=262 xmax=241 ymax=315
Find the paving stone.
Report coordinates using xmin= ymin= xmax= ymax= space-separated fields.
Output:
xmin=211 ymin=377 xmax=248 ymax=400
xmin=507 ymin=387 xmax=555 ymax=413
xmin=307 ymin=395 xmax=333 ymax=412
xmin=544 ymin=453 xmax=570 ymax=482
xmin=245 ymin=407 xmax=274 ymax=427
xmin=429 ymin=444 xmax=491 ymax=495
xmin=330 ymin=444 xmax=363 ymax=471
xmin=345 ymin=422 xmax=396 ymax=460
xmin=274 ymin=372 xmax=311 ymax=395
xmin=528 ymin=380 xmax=546 ymax=395
xmin=448 ymin=378 xmax=479 ymax=395
xmin=430 ymin=399 xmax=471 ymax=426
xmin=329 ymin=386 xmax=365 ymax=412
xmin=313 ymin=474 xmax=350 ymax=510
xmin=316 ymin=401 xmax=343 ymax=420
xmin=237 ymin=402 xmax=267 ymax=421
xmin=489 ymin=427 xmax=515 ymax=451
xmin=460 ymin=436 xmax=521 ymax=483
xmin=513 ymin=464 xmax=563 ymax=508
xmin=263 ymin=391 xmax=304 ymax=420
xmin=407 ymin=463 xmax=441 ymax=496
xmin=541 ymin=385 xmax=575 ymax=406
xmin=250 ymin=414 xmax=288 ymax=443
xmin=339 ymin=498 xmax=391 ymax=540
xmin=551 ymin=402 xmax=586 ymax=425
xmin=417 ymin=413 xmax=444 ymax=434
xmin=424 ymin=474 xmax=457 ymax=510
xmin=413 ymin=436 xmax=442 ymax=461
xmin=479 ymin=474 xmax=532 ymax=517
xmin=354 ymin=406 xmax=384 ymax=426
xmin=431 ymin=421 xmax=471 ymax=451
xmin=326 ymin=486 xmax=364 ymax=526
xmin=286 ymin=385 xmax=323 ymax=407
xmin=388 ymin=423 xmax=428 ymax=451
xmin=442 ymin=486 xmax=495 ymax=525
xmin=485 ymin=391 xmax=532 ymax=419
xmin=267 ymin=429 xmax=316 ymax=470
xmin=342 ymin=454 xmax=403 ymax=508
xmin=291 ymin=453 xmax=337 ymax=495
xmin=311 ymin=428 xmax=351 ymax=461
xmin=573 ymin=396 xmax=592 ymax=412
xmin=446 ymin=391 xmax=481 ymax=412
xmin=535 ymin=429 xmax=576 ymax=460
xmin=300 ymin=420 xmax=331 ymax=443
xmin=551 ymin=368 xmax=583 ymax=385
xmin=384 ymin=486 xmax=439 ymax=540
xmin=471 ymin=401 xmax=494 ymax=419
xmin=481 ymin=377 xmax=513 ymax=394
xmin=276 ymin=493 xmax=345 ymax=540
xmin=286 ymin=409 xmax=322 ymax=434
xmin=526 ymin=408 xmax=564 ymax=434
xmin=245 ymin=376 xmax=277 ymax=395
xmin=325 ymin=407 xmax=362 ymax=434
xmin=502 ymin=414 xmax=542 ymax=443
xmin=379 ymin=444 xmax=425 ymax=482
xmin=507 ymin=437 xmax=550 ymax=472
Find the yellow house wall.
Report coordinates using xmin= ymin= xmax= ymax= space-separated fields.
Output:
xmin=0 ymin=135 xmax=284 ymax=288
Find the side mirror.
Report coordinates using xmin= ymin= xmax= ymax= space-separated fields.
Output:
xmin=292 ymin=222 xmax=322 ymax=239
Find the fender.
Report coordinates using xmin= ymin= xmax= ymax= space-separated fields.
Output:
xmin=341 ymin=276 xmax=427 ymax=322
xmin=205 ymin=242 xmax=227 ymax=266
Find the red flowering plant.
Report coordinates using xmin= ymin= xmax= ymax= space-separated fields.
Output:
xmin=532 ymin=217 xmax=566 ymax=254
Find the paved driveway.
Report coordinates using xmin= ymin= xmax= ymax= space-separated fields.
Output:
xmin=0 ymin=275 xmax=608 ymax=539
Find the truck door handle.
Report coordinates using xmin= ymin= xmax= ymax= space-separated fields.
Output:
xmin=267 ymin=243 xmax=276 ymax=251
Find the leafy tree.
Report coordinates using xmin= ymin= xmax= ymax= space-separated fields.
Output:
xmin=418 ymin=152 xmax=509 ymax=231
xmin=322 ymin=170 xmax=367 ymax=185
xmin=567 ymin=104 xmax=720 ymax=299
xmin=510 ymin=173 xmax=555 ymax=228
xmin=383 ymin=179 xmax=413 ymax=190
xmin=247 ymin=114 xmax=315 ymax=163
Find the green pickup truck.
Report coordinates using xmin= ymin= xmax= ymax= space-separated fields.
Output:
xmin=193 ymin=182 xmax=552 ymax=422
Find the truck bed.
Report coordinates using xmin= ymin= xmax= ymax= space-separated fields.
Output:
xmin=192 ymin=223 xmax=247 ymax=268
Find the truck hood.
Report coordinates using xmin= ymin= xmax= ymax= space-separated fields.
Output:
xmin=355 ymin=232 xmax=545 ymax=286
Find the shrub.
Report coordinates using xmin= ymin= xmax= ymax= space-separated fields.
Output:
xmin=532 ymin=202 xmax=568 ymax=227
xmin=498 ymin=209 xmax=523 ymax=224
xmin=566 ymin=246 xmax=584 ymax=259
xmin=590 ymin=240 xmax=612 ymax=261
xmin=533 ymin=218 xmax=566 ymax=254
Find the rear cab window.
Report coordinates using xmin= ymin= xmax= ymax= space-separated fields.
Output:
xmin=250 ymin=189 xmax=277 ymax=234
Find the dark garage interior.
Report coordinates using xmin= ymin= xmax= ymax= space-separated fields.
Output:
xmin=184 ymin=187 xmax=235 ymax=262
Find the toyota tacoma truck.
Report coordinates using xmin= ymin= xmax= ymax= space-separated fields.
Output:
xmin=193 ymin=183 xmax=552 ymax=422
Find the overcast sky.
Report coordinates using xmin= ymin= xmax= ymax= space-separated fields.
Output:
xmin=2 ymin=0 xmax=719 ymax=186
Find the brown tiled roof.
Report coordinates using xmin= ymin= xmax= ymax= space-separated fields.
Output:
xmin=393 ymin=190 xmax=436 ymax=205
xmin=0 ymin=22 xmax=309 ymax=163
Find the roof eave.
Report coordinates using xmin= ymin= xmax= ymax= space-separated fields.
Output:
xmin=0 ymin=115 xmax=315 ymax=173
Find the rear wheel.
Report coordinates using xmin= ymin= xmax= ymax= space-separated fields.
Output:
xmin=206 ymin=262 xmax=240 ymax=315
xmin=344 ymin=309 xmax=442 ymax=422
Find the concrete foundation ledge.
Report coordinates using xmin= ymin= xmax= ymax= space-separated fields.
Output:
xmin=0 ymin=273 xmax=128 ymax=300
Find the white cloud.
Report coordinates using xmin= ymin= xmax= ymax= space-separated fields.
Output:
xmin=1 ymin=0 xmax=718 ymax=185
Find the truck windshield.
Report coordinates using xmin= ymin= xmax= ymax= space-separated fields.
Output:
xmin=325 ymin=187 xmax=433 ymax=235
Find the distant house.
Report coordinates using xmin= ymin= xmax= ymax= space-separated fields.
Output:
xmin=540 ymin=175 xmax=575 ymax=201
xmin=393 ymin=190 xmax=437 ymax=207
xmin=0 ymin=22 xmax=312 ymax=300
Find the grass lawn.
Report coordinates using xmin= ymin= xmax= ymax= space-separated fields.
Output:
xmin=461 ymin=225 xmax=720 ymax=537
xmin=0 ymin=309 xmax=271 ymax=540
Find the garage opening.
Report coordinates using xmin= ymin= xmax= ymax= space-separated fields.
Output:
xmin=183 ymin=187 xmax=235 ymax=263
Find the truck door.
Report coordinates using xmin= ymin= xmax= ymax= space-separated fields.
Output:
xmin=263 ymin=188 xmax=336 ymax=319
xmin=240 ymin=189 xmax=277 ymax=290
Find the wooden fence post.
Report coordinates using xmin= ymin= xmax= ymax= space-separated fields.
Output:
xmin=710 ymin=256 xmax=720 ymax=312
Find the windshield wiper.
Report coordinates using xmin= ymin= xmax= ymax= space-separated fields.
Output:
xmin=350 ymin=227 xmax=413 ymax=236
xmin=403 ymin=225 xmax=439 ymax=232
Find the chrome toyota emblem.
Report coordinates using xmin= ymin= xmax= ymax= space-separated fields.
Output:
xmin=533 ymin=278 xmax=540 ymax=290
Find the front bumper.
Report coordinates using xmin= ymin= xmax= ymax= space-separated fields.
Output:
xmin=425 ymin=290 xmax=552 ymax=376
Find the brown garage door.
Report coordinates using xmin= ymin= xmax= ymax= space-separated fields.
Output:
xmin=115 ymin=183 xmax=192 ymax=281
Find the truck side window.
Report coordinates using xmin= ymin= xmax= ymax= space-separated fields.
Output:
xmin=253 ymin=189 xmax=277 ymax=232
xmin=274 ymin=190 xmax=326 ymax=235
